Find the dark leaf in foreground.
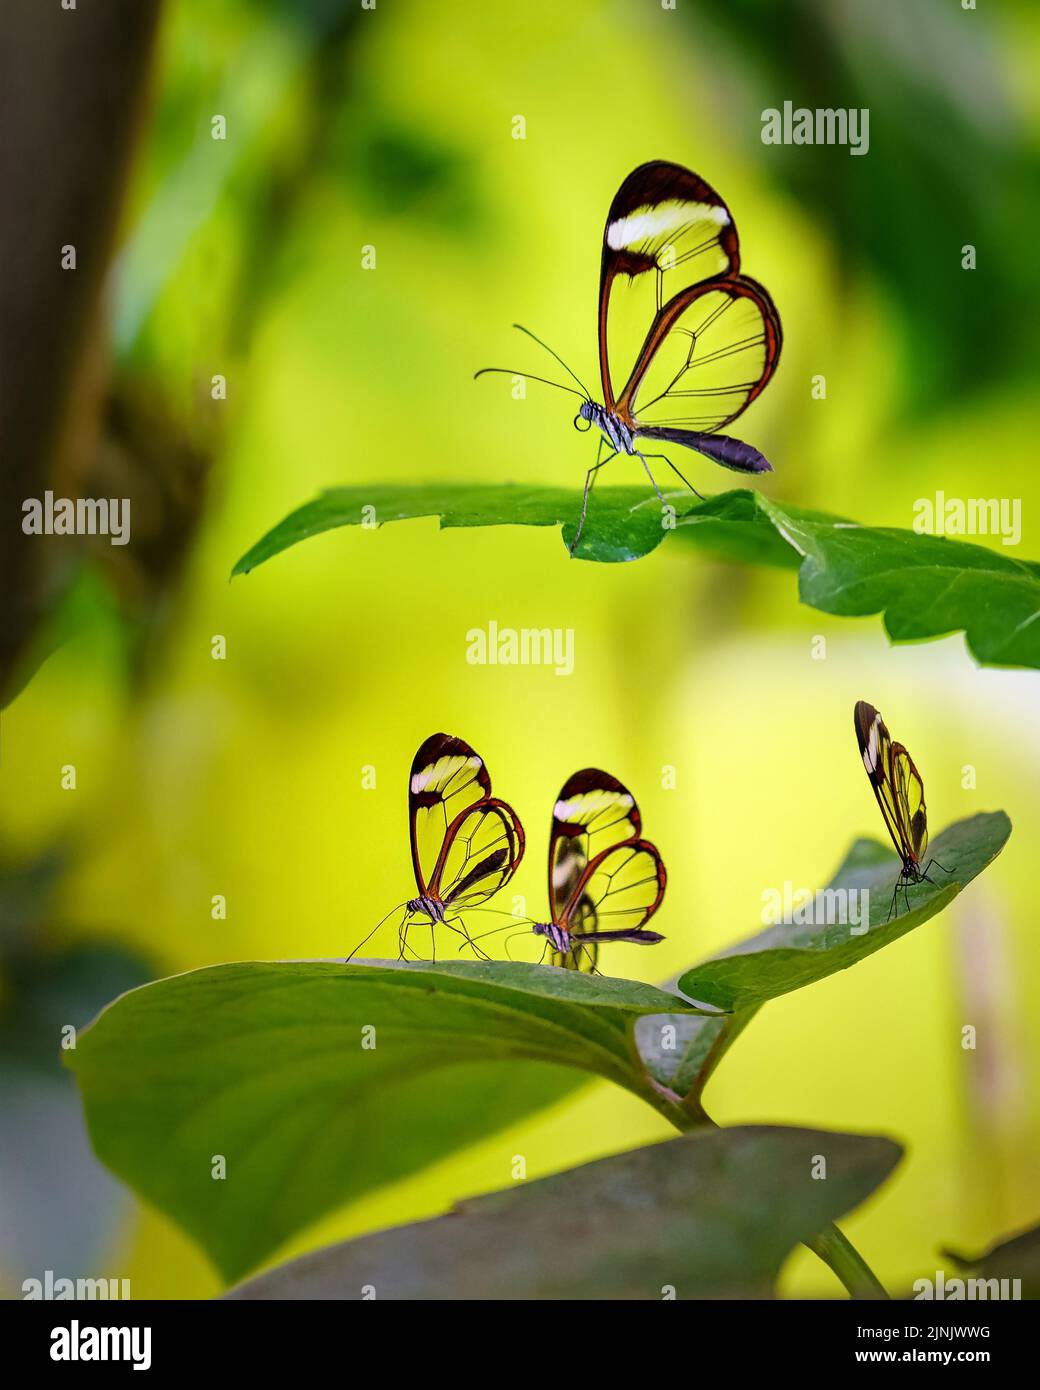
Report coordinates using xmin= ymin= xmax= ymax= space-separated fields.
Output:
xmin=941 ymin=1221 xmax=1040 ymax=1300
xmin=226 ymin=1124 xmax=902 ymax=1300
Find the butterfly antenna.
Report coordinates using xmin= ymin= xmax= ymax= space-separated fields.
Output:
xmin=442 ymin=916 xmax=490 ymax=960
xmin=465 ymin=916 xmax=535 ymax=945
xmin=347 ymin=903 xmax=405 ymax=962
xmin=503 ymin=927 xmax=538 ymax=962
xmin=473 ymin=366 xmax=587 ymax=399
xmin=451 ymin=918 xmax=531 ymax=960
xmin=512 ymin=323 xmax=592 ymax=398
xmin=456 ymin=933 xmax=493 ymax=962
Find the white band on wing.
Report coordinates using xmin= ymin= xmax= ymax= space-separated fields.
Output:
xmin=606 ymin=202 xmax=729 ymax=251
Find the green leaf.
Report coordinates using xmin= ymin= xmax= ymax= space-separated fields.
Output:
xmin=637 ymin=813 xmax=1010 ymax=1121
xmin=759 ymin=497 xmax=1040 ymax=669
xmin=65 ymin=959 xmax=716 ymax=1282
xmin=634 ymin=1008 xmax=757 ymax=1118
xmin=229 ymin=483 xmax=830 ymax=572
xmin=678 ymin=812 xmax=1011 ymax=1014
xmin=232 ymin=485 xmax=1040 ymax=669
xmin=225 ymin=1124 xmax=902 ymax=1299
xmin=942 ymin=1221 xmax=1040 ymax=1299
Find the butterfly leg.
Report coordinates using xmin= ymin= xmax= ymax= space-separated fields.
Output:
xmin=639 ymin=451 xmax=705 ymax=502
xmin=887 ymin=878 xmax=899 ymax=922
xmin=633 ymin=450 xmax=667 ymax=506
xmin=461 ymin=932 xmax=494 ymax=962
xmin=922 ymin=857 xmax=953 ymax=880
xmin=401 ymin=912 xmax=432 ymax=962
xmin=401 ymin=922 xmax=424 ymax=961
xmin=571 ymin=440 xmax=617 ymax=555
xmin=575 ymin=941 xmax=599 ymax=974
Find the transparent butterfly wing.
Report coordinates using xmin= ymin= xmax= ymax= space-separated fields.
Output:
xmin=548 ymin=769 xmax=642 ymax=924
xmin=433 ymin=798 xmax=525 ymax=911
xmin=561 ymin=839 xmax=667 ymax=940
xmin=854 ymin=701 xmax=926 ymax=871
xmin=892 ymin=744 xmax=928 ymax=865
xmin=622 ymin=276 xmax=781 ymax=434
xmin=599 ymin=161 xmax=740 ymax=408
xmin=408 ymin=733 xmax=492 ymax=896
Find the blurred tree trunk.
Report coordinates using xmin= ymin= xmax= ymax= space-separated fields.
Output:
xmin=0 ymin=0 xmax=162 ymax=703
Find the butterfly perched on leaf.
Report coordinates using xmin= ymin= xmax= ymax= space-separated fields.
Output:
xmin=476 ymin=160 xmax=782 ymax=551
xmin=350 ymin=733 xmax=525 ymax=960
xmin=472 ymin=768 xmax=666 ymax=971
xmin=854 ymin=700 xmax=949 ymax=918
xmin=538 ymin=768 xmax=667 ymax=970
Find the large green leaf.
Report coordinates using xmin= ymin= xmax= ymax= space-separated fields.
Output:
xmin=232 ymin=485 xmax=1040 ymax=669
xmin=65 ymin=959 xmax=716 ymax=1282
xmin=679 ymin=813 xmax=1011 ymax=1014
xmin=231 ymin=481 xmax=738 ymax=570
xmin=226 ymin=1124 xmax=902 ymax=1300
xmin=230 ymin=482 xmax=823 ymax=570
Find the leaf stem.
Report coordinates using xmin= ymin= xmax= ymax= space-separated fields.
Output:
xmin=652 ymin=1093 xmax=889 ymax=1299
xmin=804 ymin=1225 xmax=890 ymax=1300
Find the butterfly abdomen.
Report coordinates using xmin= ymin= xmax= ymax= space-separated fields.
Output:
xmin=636 ymin=425 xmax=772 ymax=473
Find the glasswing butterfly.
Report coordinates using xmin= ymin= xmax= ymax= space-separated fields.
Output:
xmin=350 ymin=733 xmax=525 ymax=961
xmin=853 ymin=700 xmax=950 ymax=919
xmin=468 ymin=768 xmax=666 ymax=972
xmin=476 ymin=160 xmax=782 ymax=551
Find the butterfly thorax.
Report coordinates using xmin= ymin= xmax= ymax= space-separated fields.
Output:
xmin=900 ymin=855 xmax=924 ymax=883
xmin=577 ymin=400 xmax=636 ymax=455
xmin=406 ymin=894 xmax=447 ymax=923
xmin=532 ymin=921 xmax=570 ymax=953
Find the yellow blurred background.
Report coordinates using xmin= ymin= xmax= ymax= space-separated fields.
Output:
xmin=2 ymin=0 xmax=1039 ymax=1298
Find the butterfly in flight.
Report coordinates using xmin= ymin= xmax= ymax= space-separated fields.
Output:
xmin=854 ymin=700 xmax=950 ymax=919
xmin=476 ymin=160 xmax=782 ymax=551
xmin=471 ymin=768 xmax=666 ymax=971
xmin=350 ymin=733 xmax=525 ymax=961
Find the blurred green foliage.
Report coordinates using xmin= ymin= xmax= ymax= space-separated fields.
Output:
xmin=696 ymin=0 xmax=1040 ymax=412
xmin=0 ymin=851 xmax=152 ymax=1292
